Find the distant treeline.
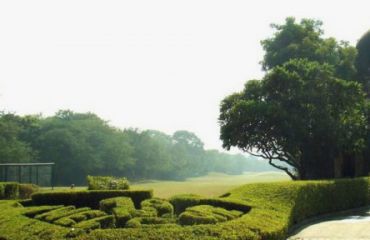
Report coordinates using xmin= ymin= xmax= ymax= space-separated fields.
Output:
xmin=0 ymin=110 xmax=276 ymax=185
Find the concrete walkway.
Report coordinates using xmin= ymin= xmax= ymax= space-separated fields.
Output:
xmin=288 ymin=207 xmax=370 ymax=240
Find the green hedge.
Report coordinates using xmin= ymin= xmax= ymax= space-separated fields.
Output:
xmin=87 ymin=176 xmax=129 ymax=190
xmin=0 ymin=182 xmax=39 ymax=200
xmin=179 ymin=205 xmax=243 ymax=225
xmin=19 ymin=184 xmax=39 ymax=199
xmin=141 ymin=198 xmax=174 ymax=216
xmin=169 ymin=194 xmax=251 ymax=214
xmin=100 ymin=197 xmax=135 ymax=214
xmin=31 ymin=189 xmax=153 ymax=209
xmin=0 ymin=182 xmax=19 ymax=199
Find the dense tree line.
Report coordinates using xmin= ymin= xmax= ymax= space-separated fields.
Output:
xmin=0 ymin=110 xmax=275 ymax=185
xmin=220 ymin=18 xmax=370 ymax=180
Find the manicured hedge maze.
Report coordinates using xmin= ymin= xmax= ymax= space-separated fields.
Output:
xmin=0 ymin=177 xmax=369 ymax=240
xmin=22 ymin=193 xmax=249 ymax=232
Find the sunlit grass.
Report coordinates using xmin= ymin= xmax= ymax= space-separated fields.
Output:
xmin=45 ymin=171 xmax=289 ymax=198
xmin=131 ymin=171 xmax=289 ymax=198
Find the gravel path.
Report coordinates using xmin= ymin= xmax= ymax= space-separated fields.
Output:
xmin=288 ymin=207 xmax=370 ymax=240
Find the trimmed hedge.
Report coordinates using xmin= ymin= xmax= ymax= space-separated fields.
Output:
xmin=141 ymin=198 xmax=174 ymax=216
xmin=19 ymin=184 xmax=39 ymax=199
xmin=0 ymin=182 xmax=39 ymax=200
xmin=74 ymin=215 xmax=115 ymax=231
xmin=0 ymin=182 xmax=19 ymax=199
xmin=31 ymin=189 xmax=153 ymax=209
xmin=179 ymin=205 xmax=243 ymax=225
xmin=100 ymin=197 xmax=135 ymax=214
xmin=87 ymin=176 xmax=129 ymax=190
xmin=23 ymin=205 xmax=64 ymax=218
xmin=169 ymin=194 xmax=251 ymax=214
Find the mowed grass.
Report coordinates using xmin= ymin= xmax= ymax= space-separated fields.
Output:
xmin=46 ymin=171 xmax=289 ymax=198
xmin=132 ymin=171 xmax=289 ymax=198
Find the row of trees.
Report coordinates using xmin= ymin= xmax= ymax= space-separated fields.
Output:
xmin=0 ymin=110 xmax=274 ymax=185
xmin=220 ymin=18 xmax=370 ymax=180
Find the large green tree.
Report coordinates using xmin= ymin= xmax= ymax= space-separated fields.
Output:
xmin=220 ymin=59 xmax=367 ymax=179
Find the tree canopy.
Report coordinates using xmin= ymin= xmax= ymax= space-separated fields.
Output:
xmin=0 ymin=110 xmax=274 ymax=185
xmin=220 ymin=17 xmax=370 ymax=180
xmin=261 ymin=17 xmax=358 ymax=81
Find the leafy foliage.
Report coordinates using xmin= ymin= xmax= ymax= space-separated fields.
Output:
xmin=0 ymin=110 xmax=274 ymax=186
xmin=221 ymin=18 xmax=370 ymax=179
xmin=87 ymin=176 xmax=129 ymax=190
xmin=261 ymin=17 xmax=358 ymax=81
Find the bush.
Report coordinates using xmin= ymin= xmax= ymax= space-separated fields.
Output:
xmin=23 ymin=205 xmax=64 ymax=218
xmin=54 ymin=217 xmax=76 ymax=227
xmin=19 ymin=184 xmax=39 ymax=199
xmin=169 ymin=194 xmax=251 ymax=215
xmin=112 ymin=207 xmax=132 ymax=227
xmin=141 ymin=198 xmax=174 ymax=216
xmin=34 ymin=206 xmax=76 ymax=221
xmin=31 ymin=189 xmax=153 ymax=209
xmin=69 ymin=210 xmax=107 ymax=222
xmin=168 ymin=194 xmax=202 ymax=214
xmin=125 ymin=218 xmax=141 ymax=228
xmin=0 ymin=184 xmax=4 ymax=199
xmin=179 ymin=205 xmax=242 ymax=225
xmin=74 ymin=215 xmax=115 ymax=231
xmin=99 ymin=197 xmax=135 ymax=214
xmin=0 ymin=182 xmax=39 ymax=200
xmin=0 ymin=182 xmax=19 ymax=199
xmin=87 ymin=176 xmax=129 ymax=190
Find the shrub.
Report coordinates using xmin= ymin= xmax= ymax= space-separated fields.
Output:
xmin=87 ymin=176 xmax=129 ymax=190
xmin=125 ymin=218 xmax=141 ymax=228
xmin=46 ymin=207 xmax=92 ymax=223
xmin=178 ymin=205 xmax=242 ymax=225
xmin=140 ymin=216 xmax=176 ymax=225
xmin=169 ymin=194 xmax=251 ymax=215
xmin=19 ymin=184 xmax=39 ymax=199
xmin=112 ymin=207 xmax=132 ymax=227
xmin=74 ymin=215 xmax=115 ymax=231
xmin=141 ymin=198 xmax=174 ymax=216
xmin=31 ymin=189 xmax=153 ymax=209
xmin=23 ymin=205 xmax=64 ymax=218
xmin=131 ymin=208 xmax=157 ymax=218
xmin=34 ymin=206 xmax=76 ymax=221
xmin=0 ymin=182 xmax=19 ymax=199
xmin=99 ymin=197 xmax=135 ymax=214
xmin=69 ymin=210 xmax=107 ymax=222
xmin=168 ymin=194 xmax=202 ymax=214
xmin=0 ymin=184 xmax=4 ymax=199
xmin=54 ymin=217 xmax=76 ymax=227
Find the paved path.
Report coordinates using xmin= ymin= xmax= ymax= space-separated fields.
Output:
xmin=288 ymin=207 xmax=370 ymax=240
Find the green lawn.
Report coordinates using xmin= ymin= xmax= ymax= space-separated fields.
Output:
xmin=131 ymin=171 xmax=289 ymax=198
xmin=47 ymin=171 xmax=289 ymax=198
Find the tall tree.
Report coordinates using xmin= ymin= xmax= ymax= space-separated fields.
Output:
xmin=220 ymin=59 xmax=367 ymax=180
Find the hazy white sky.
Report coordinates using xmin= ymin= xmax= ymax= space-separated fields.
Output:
xmin=0 ymin=0 xmax=369 ymax=151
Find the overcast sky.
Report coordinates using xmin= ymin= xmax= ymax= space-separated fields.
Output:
xmin=0 ymin=0 xmax=369 ymax=152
